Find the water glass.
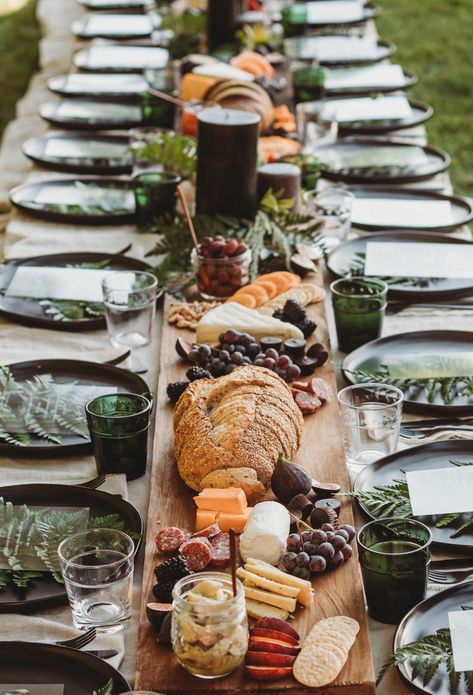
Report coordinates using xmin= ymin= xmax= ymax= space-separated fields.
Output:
xmin=296 ymin=101 xmax=338 ymax=153
xmin=304 ymin=186 xmax=354 ymax=244
xmin=358 ymin=517 xmax=432 ymax=623
xmin=132 ymin=169 xmax=181 ymax=225
xmin=129 ymin=126 xmax=175 ymax=174
xmin=102 ymin=271 xmax=158 ymax=369
xmin=85 ymin=393 xmax=152 ymax=480
xmin=330 ymin=277 xmax=388 ymax=352
xmin=58 ymin=528 xmax=134 ymax=632
xmin=338 ymin=383 xmax=403 ymax=472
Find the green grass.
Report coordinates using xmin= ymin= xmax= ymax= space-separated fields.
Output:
xmin=376 ymin=0 xmax=473 ymax=196
xmin=0 ymin=0 xmax=40 ymax=142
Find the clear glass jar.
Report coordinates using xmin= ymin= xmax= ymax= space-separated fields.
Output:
xmin=171 ymin=572 xmax=248 ymax=679
xmin=192 ymin=247 xmax=252 ymax=300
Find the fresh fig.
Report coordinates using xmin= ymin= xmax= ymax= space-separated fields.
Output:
xmin=146 ymin=602 xmax=172 ymax=630
xmin=296 ymin=243 xmax=323 ymax=262
xmin=175 ymin=337 xmax=194 ymax=362
xmin=290 ymin=253 xmax=317 ymax=277
xmin=271 ymin=454 xmax=312 ymax=504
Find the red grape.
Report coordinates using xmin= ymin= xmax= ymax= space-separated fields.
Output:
xmin=332 ymin=534 xmax=347 ymax=551
xmin=309 ymin=555 xmax=327 ymax=573
xmin=312 ymin=530 xmax=328 ymax=544
xmin=328 ymin=551 xmax=344 ymax=570
xmin=277 ymin=355 xmax=292 ymax=369
xmin=341 ymin=524 xmax=356 ymax=541
xmin=341 ymin=544 xmax=353 ymax=561
xmin=296 ymin=552 xmax=310 ymax=567
xmin=286 ymin=533 xmax=301 ymax=552
xmin=317 ymin=542 xmax=335 ymax=560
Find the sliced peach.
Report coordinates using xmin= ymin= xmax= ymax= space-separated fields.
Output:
xmin=250 ymin=627 xmax=299 ymax=646
xmin=256 ymin=273 xmax=291 ymax=295
xmin=241 ymin=284 xmax=269 ymax=306
xmin=252 ymin=279 xmax=278 ymax=299
xmin=247 ymin=651 xmax=297 ymax=667
xmin=227 ymin=293 xmax=257 ymax=308
xmin=249 ymin=636 xmax=301 ymax=656
xmin=245 ymin=664 xmax=293 ymax=681
xmin=255 ymin=617 xmax=300 ymax=641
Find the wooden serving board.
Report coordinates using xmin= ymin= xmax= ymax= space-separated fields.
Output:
xmin=135 ymin=284 xmax=376 ymax=694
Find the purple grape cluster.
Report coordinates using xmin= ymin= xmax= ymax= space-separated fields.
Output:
xmin=282 ymin=523 xmax=356 ymax=580
xmin=187 ymin=329 xmax=302 ymax=381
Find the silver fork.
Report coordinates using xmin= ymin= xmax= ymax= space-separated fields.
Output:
xmin=428 ymin=568 xmax=473 ymax=584
xmin=77 ymin=475 xmax=106 ymax=490
xmin=55 ymin=627 xmax=97 ymax=649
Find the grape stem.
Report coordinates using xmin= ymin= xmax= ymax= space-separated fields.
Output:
xmin=288 ymin=511 xmax=315 ymax=532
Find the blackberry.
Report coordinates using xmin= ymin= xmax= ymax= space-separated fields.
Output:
xmin=166 ymin=380 xmax=189 ymax=404
xmin=272 ymin=309 xmax=284 ymax=321
xmin=186 ymin=366 xmax=212 ymax=382
xmin=297 ymin=319 xmax=317 ymax=338
xmin=283 ymin=300 xmax=307 ymax=324
xmin=154 ymin=556 xmax=192 ymax=583
xmin=152 ymin=581 xmax=174 ymax=603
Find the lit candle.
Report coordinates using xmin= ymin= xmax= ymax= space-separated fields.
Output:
xmin=257 ymin=162 xmax=301 ymax=211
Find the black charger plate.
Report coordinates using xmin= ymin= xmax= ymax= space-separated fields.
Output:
xmin=74 ymin=43 xmax=170 ymax=73
xmin=343 ymin=330 xmax=473 ymax=415
xmin=286 ymin=1 xmax=379 ymax=30
xmin=48 ymin=73 xmax=148 ymax=100
xmin=284 ymin=35 xmax=396 ymax=65
xmin=0 ymin=251 xmax=151 ymax=330
xmin=72 ymin=11 xmax=160 ymax=39
xmin=330 ymin=97 xmax=433 ymax=135
xmin=23 ymin=134 xmax=131 ymax=174
xmin=325 ymin=67 xmax=417 ymax=97
xmin=0 ymin=642 xmax=130 ymax=693
xmin=354 ymin=440 xmax=473 ymax=552
xmin=394 ymin=581 xmax=473 ymax=694
xmin=79 ymin=0 xmax=152 ymax=8
xmin=0 ymin=483 xmax=142 ymax=611
xmin=0 ymin=359 xmax=149 ymax=456
xmin=40 ymin=99 xmax=143 ymax=130
xmin=326 ymin=232 xmax=473 ymax=299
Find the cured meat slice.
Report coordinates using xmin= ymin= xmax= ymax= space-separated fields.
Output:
xmin=294 ymin=391 xmax=322 ymax=415
xmin=155 ymin=527 xmax=190 ymax=554
xmin=209 ymin=532 xmax=231 ymax=568
xmin=309 ymin=378 xmax=332 ymax=402
xmin=180 ymin=538 xmax=212 ymax=571
xmin=192 ymin=523 xmax=221 ymax=539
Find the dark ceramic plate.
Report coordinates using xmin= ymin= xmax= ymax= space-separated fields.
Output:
xmin=48 ymin=73 xmax=149 ymax=100
xmin=349 ymin=186 xmax=473 ymax=232
xmin=40 ymin=99 xmax=143 ymax=130
xmin=284 ymin=35 xmax=396 ymax=65
xmin=0 ymin=483 xmax=142 ymax=611
xmin=23 ymin=133 xmax=131 ymax=174
xmin=330 ymin=97 xmax=433 ymax=135
xmin=72 ymin=11 xmax=160 ymax=39
xmin=10 ymin=178 xmax=135 ymax=224
xmin=74 ymin=43 xmax=170 ymax=73
xmin=325 ymin=67 xmax=417 ymax=97
xmin=354 ymin=440 xmax=473 ymax=552
xmin=343 ymin=330 xmax=473 ymax=415
xmin=0 ymin=641 xmax=130 ymax=692
xmin=394 ymin=581 xmax=473 ymax=694
xmin=284 ymin=1 xmax=379 ymax=30
xmin=78 ymin=0 xmax=152 ymax=8
xmin=326 ymin=232 xmax=473 ymax=299
xmin=319 ymin=139 xmax=450 ymax=184
xmin=0 ymin=251 xmax=151 ymax=330
xmin=0 ymin=359 xmax=149 ymax=456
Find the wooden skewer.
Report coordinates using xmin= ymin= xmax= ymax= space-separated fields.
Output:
xmin=147 ymin=86 xmax=188 ymax=109
xmin=229 ymin=528 xmax=237 ymax=598
xmin=176 ymin=184 xmax=199 ymax=249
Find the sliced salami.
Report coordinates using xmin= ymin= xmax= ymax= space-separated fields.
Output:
xmin=156 ymin=526 xmax=190 ymax=554
xmin=209 ymin=532 xmax=231 ymax=568
xmin=193 ymin=523 xmax=221 ymax=539
xmin=180 ymin=538 xmax=212 ymax=571
xmin=295 ymin=390 xmax=322 ymax=415
xmin=309 ymin=377 xmax=332 ymax=402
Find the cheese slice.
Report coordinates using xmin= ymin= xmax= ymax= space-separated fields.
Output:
xmin=245 ymin=597 xmax=289 ymax=621
xmin=216 ymin=508 xmax=252 ymax=533
xmin=194 ymin=487 xmax=248 ymax=513
xmin=179 ymin=73 xmax=217 ymax=101
xmin=243 ymin=585 xmax=297 ymax=612
xmin=196 ymin=302 xmax=303 ymax=344
xmin=195 ymin=509 xmax=218 ymax=531
xmin=245 ymin=558 xmax=315 ymax=607
xmin=237 ymin=567 xmax=300 ymax=598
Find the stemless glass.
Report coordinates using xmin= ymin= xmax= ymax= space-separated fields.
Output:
xmin=358 ymin=517 xmax=432 ymax=623
xmin=297 ymin=101 xmax=338 ymax=153
xmin=132 ymin=169 xmax=181 ymax=225
xmin=58 ymin=528 xmax=134 ymax=632
xmin=304 ymin=186 xmax=354 ymax=245
xmin=330 ymin=277 xmax=388 ymax=352
xmin=338 ymin=383 xmax=403 ymax=472
xmin=102 ymin=271 xmax=158 ymax=371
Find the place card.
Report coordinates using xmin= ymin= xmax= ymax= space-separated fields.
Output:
xmin=324 ymin=64 xmax=406 ymax=90
xmin=448 ymin=611 xmax=473 ymax=672
xmin=43 ymin=139 xmax=126 ymax=160
xmin=406 ymin=466 xmax=473 ymax=516
xmin=56 ymin=101 xmax=140 ymax=121
xmin=296 ymin=35 xmax=380 ymax=61
xmin=320 ymin=144 xmax=428 ymax=171
xmin=325 ymin=95 xmax=413 ymax=122
xmin=0 ymin=686 xmax=64 ymax=695
xmin=5 ymin=266 xmax=114 ymax=302
xmin=84 ymin=46 xmax=168 ymax=70
xmin=364 ymin=241 xmax=473 ymax=278
xmin=64 ymin=73 xmax=148 ymax=94
xmin=84 ymin=14 xmax=152 ymax=36
xmin=307 ymin=1 xmax=364 ymax=24
xmin=382 ymin=352 xmax=473 ymax=379
xmin=351 ymin=197 xmax=453 ymax=227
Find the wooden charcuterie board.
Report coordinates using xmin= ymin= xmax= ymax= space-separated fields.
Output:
xmin=135 ymin=282 xmax=376 ymax=694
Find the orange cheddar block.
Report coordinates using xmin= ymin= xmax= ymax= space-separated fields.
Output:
xmin=179 ymin=73 xmax=217 ymax=101
xmin=216 ymin=508 xmax=252 ymax=533
xmin=194 ymin=487 xmax=248 ymax=514
xmin=195 ymin=508 xmax=218 ymax=531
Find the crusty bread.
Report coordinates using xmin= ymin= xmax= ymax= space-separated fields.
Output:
xmin=173 ymin=366 xmax=304 ymax=503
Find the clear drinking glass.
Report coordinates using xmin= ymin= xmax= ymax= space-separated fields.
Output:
xmin=304 ymin=186 xmax=354 ymax=245
xmin=129 ymin=126 xmax=176 ymax=174
xmin=58 ymin=528 xmax=134 ymax=632
xmin=296 ymin=101 xmax=338 ymax=153
xmin=102 ymin=271 xmax=158 ymax=372
xmin=358 ymin=517 xmax=432 ymax=623
xmin=338 ymin=383 xmax=403 ymax=472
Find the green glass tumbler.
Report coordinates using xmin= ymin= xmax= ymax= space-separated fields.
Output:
xmin=357 ymin=517 xmax=432 ymax=624
xmin=132 ymin=169 xmax=181 ymax=226
xmin=330 ymin=277 xmax=388 ymax=353
xmin=85 ymin=393 xmax=152 ymax=481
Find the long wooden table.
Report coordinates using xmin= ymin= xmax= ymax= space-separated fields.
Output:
xmin=135 ymin=290 xmax=376 ymax=694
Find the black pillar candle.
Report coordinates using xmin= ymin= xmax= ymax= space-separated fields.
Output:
xmin=257 ymin=162 xmax=301 ymax=212
xmin=196 ymin=107 xmax=260 ymax=218
xmin=207 ymin=0 xmax=244 ymax=52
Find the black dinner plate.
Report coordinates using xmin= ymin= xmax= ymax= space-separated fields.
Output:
xmin=343 ymin=330 xmax=473 ymax=415
xmin=0 ymin=252 xmax=151 ymax=330
xmin=326 ymin=232 xmax=473 ymax=299
xmin=0 ymin=483 xmax=143 ymax=612
xmin=284 ymin=1 xmax=379 ymax=31
xmin=0 ymin=641 xmax=130 ymax=693
xmin=284 ymin=35 xmax=396 ymax=65
xmin=354 ymin=440 xmax=473 ymax=552
xmin=0 ymin=359 xmax=149 ymax=456
xmin=48 ymin=73 xmax=149 ymax=100
xmin=349 ymin=186 xmax=473 ymax=232
xmin=393 ymin=581 xmax=473 ymax=694
xmin=74 ymin=43 xmax=170 ymax=73
xmin=72 ymin=11 xmax=160 ymax=39
xmin=79 ymin=0 xmax=153 ymax=8
xmin=40 ymin=99 xmax=143 ymax=130
xmin=23 ymin=134 xmax=131 ymax=174
xmin=324 ymin=67 xmax=417 ymax=97
xmin=319 ymin=139 xmax=450 ymax=184
xmin=327 ymin=96 xmax=433 ymax=135
xmin=10 ymin=178 xmax=135 ymax=224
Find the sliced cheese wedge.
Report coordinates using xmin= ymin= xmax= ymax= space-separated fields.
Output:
xmin=245 ymin=597 xmax=289 ymax=621
xmin=237 ymin=567 xmax=300 ymax=598
xmin=243 ymin=585 xmax=297 ymax=613
xmin=245 ymin=558 xmax=315 ymax=607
